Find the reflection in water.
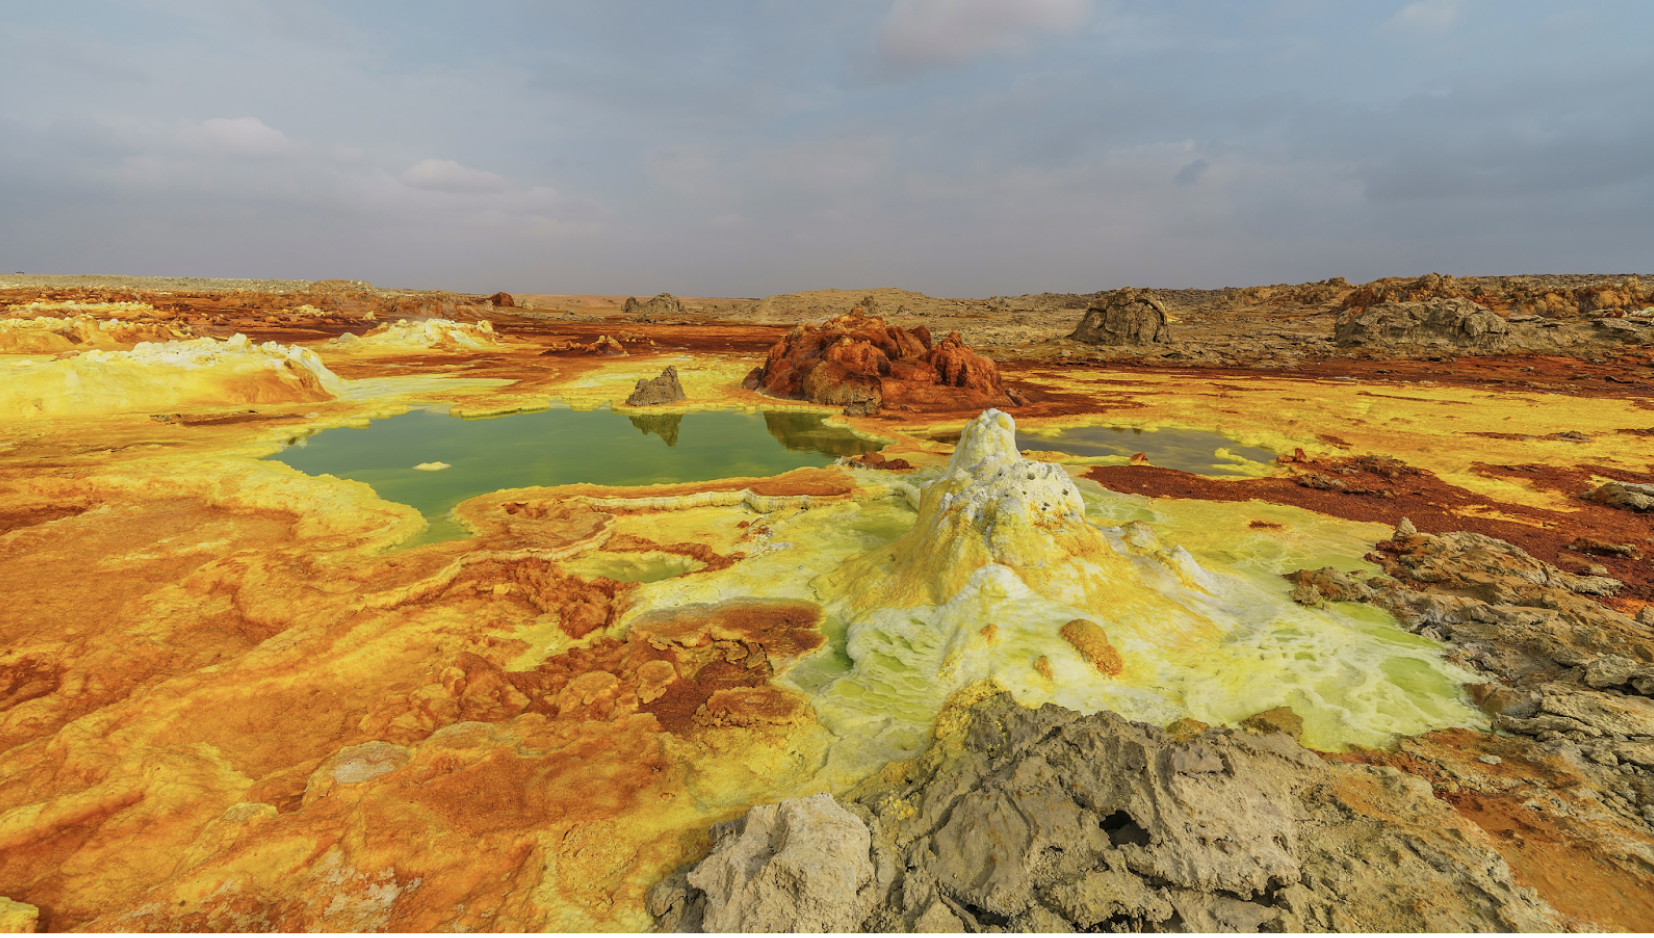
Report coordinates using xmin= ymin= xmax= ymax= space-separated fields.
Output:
xmin=765 ymin=411 xmax=883 ymax=457
xmin=629 ymin=413 xmax=682 ymax=447
xmin=1019 ymin=424 xmax=1276 ymax=477
xmin=272 ymin=405 xmax=881 ymax=546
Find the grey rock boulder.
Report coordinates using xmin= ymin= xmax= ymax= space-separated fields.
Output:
xmin=624 ymin=293 xmax=685 ymax=322
xmin=1585 ymin=480 xmax=1654 ymax=512
xmin=657 ymin=692 xmax=1563 ymax=933
xmin=1335 ymin=298 xmax=1510 ymax=350
xmin=652 ymin=793 xmax=876 ymax=933
xmin=1070 ymin=288 xmax=1171 ymax=345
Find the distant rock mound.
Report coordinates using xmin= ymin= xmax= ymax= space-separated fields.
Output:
xmin=1339 ymin=273 xmax=1476 ymax=312
xmin=328 ymin=318 xmax=499 ymax=351
xmin=1506 ymin=275 xmax=1647 ymax=317
xmin=741 ymin=309 xmax=1011 ymax=414
xmin=1340 ymin=273 xmax=1652 ymax=319
xmin=484 ymin=291 xmax=514 ymax=308
xmin=308 ymin=278 xmax=375 ymax=292
xmin=654 ymin=691 xmax=1561 ymax=933
xmin=623 ymin=293 xmax=683 ymax=321
xmin=1070 ymin=288 xmax=1171 ymax=345
xmin=624 ymin=365 xmax=686 ymax=407
xmin=1335 ymin=298 xmax=1511 ymax=351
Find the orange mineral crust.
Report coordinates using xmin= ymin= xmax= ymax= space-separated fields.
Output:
xmin=0 ymin=459 xmax=839 ymax=931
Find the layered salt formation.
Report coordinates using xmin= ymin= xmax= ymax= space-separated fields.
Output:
xmin=0 ymin=314 xmax=188 ymax=353
xmin=328 ymin=318 xmax=498 ymax=350
xmin=808 ymin=409 xmax=1483 ymax=761
xmin=0 ymin=334 xmax=344 ymax=419
xmin=4 ymin=299 xmax=162 ymax=317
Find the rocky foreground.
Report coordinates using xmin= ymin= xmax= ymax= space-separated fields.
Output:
xmin=655 ymin=521 xmax=1654 ymax=932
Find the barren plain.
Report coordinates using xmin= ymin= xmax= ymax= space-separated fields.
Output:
xmin=2 ymin=272 xmax=1653 ymax=932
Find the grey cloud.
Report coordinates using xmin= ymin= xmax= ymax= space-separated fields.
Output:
xmin=1172 ymin=158 xmax=1208 ymax=185
xmin=1386 ymin=0 xmax=1468 ymax=33
xmin=2 ymin=2 xmax=1651 ymax=296
xmin=181 ymin=117 xmax=296 ymax=159
xmin=400 ymin=159 xmax=509 ymax=194
xmin=877 ymin=0 xmax=1091 ymax=68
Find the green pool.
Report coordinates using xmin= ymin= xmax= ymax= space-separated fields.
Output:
xmin=1015 ymin=424 xmax=1276 ymax=476
xmin=272 ymin=406 xmax=883 ymax=544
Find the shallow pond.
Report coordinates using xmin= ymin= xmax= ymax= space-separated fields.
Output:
xmin=1017 ymin=424 xmax=1276 ymax=475
xmin=272 ymin=405 xmax=883 ymax=544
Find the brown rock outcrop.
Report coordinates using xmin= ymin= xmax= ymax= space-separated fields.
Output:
xmin=1334 ymin=297 xmax=1654 ymax=354
xmin=624 ymin=366 xmax=686 ymax=407
xmin=1070 ymin=288 xmax=1171 ymax=345
xmin=741 ymin=309 xmax=1010 ymax=414
xmin=1334 ymin=298 xmax=1511 ymax=351
xmin=1584 ymin=480 xmax=1654 ymax=512
xmin=484 ymin=292 xmax=514 ymax=308
xmin=1340 ymin=273 xmax=1652 ymax=319
xmin=624 ymin=293 xmax=684 ymax=322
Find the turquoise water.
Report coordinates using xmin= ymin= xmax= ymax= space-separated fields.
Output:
xmin=272 ymin=406 xmax=883 ymax=544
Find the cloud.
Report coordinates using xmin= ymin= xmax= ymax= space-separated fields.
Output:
xmin=646 ymin=144 xmax=731 ymax=202
xmin=1387 ymin=0 xmax=1466 ymax=33
xmin=182 ymin=117 xmax=295 ymax=158
xmin=750 ymin=136 xmax=893 ymax=193
xmin=1172 ymin=158 xmax=1209 ymax=185
xmin=400 ymin=158 xmax=509 ymax=193
xmin=4 ymin=3 xmax=1652 ymax=295
xmin=877 ymin=0 xmax=1091 ymax=68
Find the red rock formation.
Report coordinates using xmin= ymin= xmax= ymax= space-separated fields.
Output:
xmin=847 ymin=451 xmax=913 ymax=471
xmin=741 ymin=308 xmax=1010 ymax=414
xmin=485 ymin=292 xmax=515 ymax=308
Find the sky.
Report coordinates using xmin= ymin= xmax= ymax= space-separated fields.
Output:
xmin=2 ymin=0 xmax=1649 ymax=296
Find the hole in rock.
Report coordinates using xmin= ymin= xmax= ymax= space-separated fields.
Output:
xmin=955 ymin=900 xmax=1012 ymax=929
xmin=1101 ymin=810 xmax=1152 ymax=847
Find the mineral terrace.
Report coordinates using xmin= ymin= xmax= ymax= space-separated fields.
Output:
xmin=2 ymin=272 xmax=1654 ymax=932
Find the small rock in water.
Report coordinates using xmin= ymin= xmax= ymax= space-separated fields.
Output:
xmin=413 ymin=461 xmax=451 ymax=471
xmin=625 ymin=365 xmax=686 ymax=407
